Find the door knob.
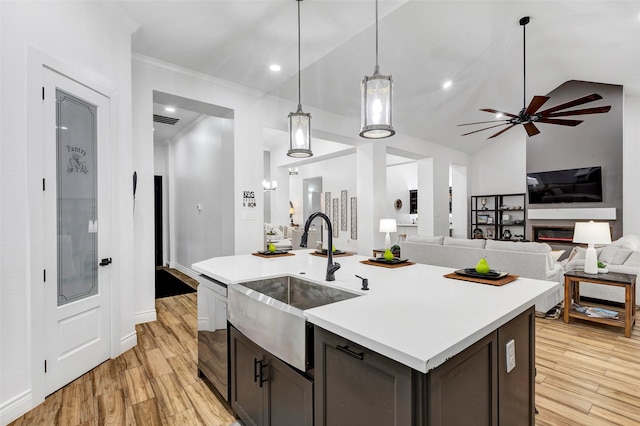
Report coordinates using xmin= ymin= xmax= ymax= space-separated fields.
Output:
xmin=99 ymin=258 xmax=112 ymax=266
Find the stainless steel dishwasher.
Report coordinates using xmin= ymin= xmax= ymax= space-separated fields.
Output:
xmin=197 ymin=275 xmax=229 ymax=401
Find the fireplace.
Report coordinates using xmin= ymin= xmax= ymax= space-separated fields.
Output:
xmin=532 ymin=226 xmax=575 ymax=245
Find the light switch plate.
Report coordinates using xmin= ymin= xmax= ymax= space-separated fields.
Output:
xmin=506 ymin=339 xmax=516 ymax=373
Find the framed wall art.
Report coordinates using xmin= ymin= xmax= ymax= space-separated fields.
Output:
xmin=340 ymin=190 xmax=347 ymax=231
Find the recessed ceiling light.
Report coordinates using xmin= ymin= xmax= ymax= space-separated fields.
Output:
xmin=165 ymin=107 xmax=176 ymax=113
xmin=269 ymin=64 xmax=281 ymax=72
xmin=442 ymin=80 xmax=452 ymax=89
xmin=495 ymin=113 xmax=503 ymax=119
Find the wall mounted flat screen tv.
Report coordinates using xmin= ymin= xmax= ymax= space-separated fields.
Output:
xmin=527 ymin=166 xmax=602 ymax=204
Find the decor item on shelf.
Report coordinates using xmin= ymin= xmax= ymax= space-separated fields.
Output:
xmin=287 ymin=0 xmax=313 ymax=158
xmin=473 ymin=228 xmax=484 ymax=239
xmin=502 ymin=229 xmax=512 ymax=240
xmin=379 ymin=218 xmax=397 ymax=250
xmin=360 ymin=0 xmax=395 ymax=139
xmin=481 ymin=198 xmax=488 ymax=210
xmin=262 ymin=179 xmax=277 ymax=191
xmin=458 ymin=16 xmax=610 ymax=139
xmin=289 ymin=201 xmax=295 ymax=226
xmin=486 ymin=229 xmax=494 ymax=239
xmin=477 ymin=214 xmax=489 ymax=224
xmin=573 ymin=220 xmax=611 ymax=274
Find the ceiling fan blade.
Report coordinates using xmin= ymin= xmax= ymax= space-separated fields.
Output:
xmin=460 ymin=123 xmax=510 ymax=136
xmin=537 ymin=118 xmax=583 ymax=126
xmin=524 ymin=96 xmax=550 ymax=115
xmin=523 ymin=122 xmax=540 ymax=137
xmin=488 ymin=124 xmax=518 ymax=139
xmin=480 ymin=108 xmax=519 ymax=119
xmin=537 ymin=93 xmax=603 ymax=116
xmin=458 ymin=119 xmax=510 ymax=127
xmin=544 ymin=106 xmax=612 ymax=118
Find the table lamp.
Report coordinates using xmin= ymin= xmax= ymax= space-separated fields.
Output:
xmin=379 ymin=219 xmax=397 ymax=250
xmin=572 ymin=221 xmax=611 ymax=274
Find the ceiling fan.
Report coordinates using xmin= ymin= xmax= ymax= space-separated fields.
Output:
xmin=458 ymin=16 xmax=611 ymax=139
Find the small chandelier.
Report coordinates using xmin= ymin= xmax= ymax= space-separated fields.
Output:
xmin=360 ymin=0 xmax=395 ymax=139
xmin=263 ymin=179 xmax=277 ymax=191
xmin=287 ymin=0 xmax=313 ymax=158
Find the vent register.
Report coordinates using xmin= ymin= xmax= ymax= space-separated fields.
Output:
xmin=153 ymin=114 xmax=179 ymax=125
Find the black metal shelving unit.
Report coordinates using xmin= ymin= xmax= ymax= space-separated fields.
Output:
xmin=469 ymin=193 xmax=526 ymax=241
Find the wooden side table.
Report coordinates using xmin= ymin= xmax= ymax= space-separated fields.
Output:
xmin=564 ymin=270 xmax=636 ymax=337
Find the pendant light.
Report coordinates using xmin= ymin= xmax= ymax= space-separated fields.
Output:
xmin=360 ymin=0 xmax=395 ymax=139
xmin=287 ymin=0 xmax=313 ymax=158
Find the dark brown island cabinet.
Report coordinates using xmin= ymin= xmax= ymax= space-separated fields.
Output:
xmin=229 ymin=325 xmax=313 ymax=426
xmin=230 ymin=306 xmax=535 ymax=426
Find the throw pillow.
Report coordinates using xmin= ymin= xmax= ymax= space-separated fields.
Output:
xmin=599 ymin=244 xmax=633 ymax=265
xmin=623 ymin=251 xmax=640 ymax=267
xmin=443 ymin=236 xmax=486 ymax=248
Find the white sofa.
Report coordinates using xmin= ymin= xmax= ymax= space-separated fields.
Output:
xmin=563 ymin=235 xmax=640 ymax=304
xmin=400 ymin=236 xmax=564 ymax=313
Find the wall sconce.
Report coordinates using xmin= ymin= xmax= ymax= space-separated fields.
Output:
xmin=263 ymin=179 xmax=277 ymax=191
xmin=289 ymin=167 xmax=299 ymax=176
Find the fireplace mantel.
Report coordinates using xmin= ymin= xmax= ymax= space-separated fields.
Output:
xmin=528 ymin=208 xmax=616 ymax=220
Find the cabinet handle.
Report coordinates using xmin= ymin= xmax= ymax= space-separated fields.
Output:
xmin=336 ymin=344 xmax=364 ymax=360
xmin=254 ymin=358 xmax=269 ymax=387
xmin=259 ymin=362 xmax=268 ymax=388
xmin=254 ymin=358 xmax=260 ymax=383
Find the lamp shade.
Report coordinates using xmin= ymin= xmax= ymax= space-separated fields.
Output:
xmin=573 ymin=221 xmax=611 ymax=245
xmin=379 ymin=218 xmax=397 ymax=233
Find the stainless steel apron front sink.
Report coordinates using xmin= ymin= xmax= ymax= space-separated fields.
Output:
xmin=228 ymin=275 xmax=361 ymax=371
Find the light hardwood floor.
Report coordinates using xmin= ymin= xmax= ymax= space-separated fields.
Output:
xmin=9 ymin=292 xmax=640 ymax=425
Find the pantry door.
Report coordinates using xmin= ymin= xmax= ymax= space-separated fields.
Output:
xmin=42 ymin=67 xmax=111 ymax=394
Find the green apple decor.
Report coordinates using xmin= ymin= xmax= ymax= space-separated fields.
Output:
xmin=383 ymin=249 xmax=395 ymax=261
xmin=475 ymin=257 xmax=490 ymax=274
xmin=268 ymin=243 xmax=277 ymax=253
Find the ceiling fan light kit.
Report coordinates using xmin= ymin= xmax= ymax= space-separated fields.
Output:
xmin=459 ymin=16 xmax=611 ymax=139
xmin=360 ymin=0 xmax=395 ymax=139
xmin=287 ymin=0 xmax=313 ymax=158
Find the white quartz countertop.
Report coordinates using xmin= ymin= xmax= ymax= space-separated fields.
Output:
xmin=192 ymin=251 xmax=559 ymax=373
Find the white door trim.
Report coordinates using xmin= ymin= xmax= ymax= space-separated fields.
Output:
xmin=27 ymin=46 xmax=122 ymax=405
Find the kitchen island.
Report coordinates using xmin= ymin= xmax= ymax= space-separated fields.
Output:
xmin=193 ymin=250 xmax=560 ymax=425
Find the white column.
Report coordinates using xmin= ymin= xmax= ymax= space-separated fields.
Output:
xmin=357 ymin=143 xmax=387 ymax=254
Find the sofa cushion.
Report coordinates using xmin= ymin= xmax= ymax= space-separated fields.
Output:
xmin=614 ymin=235 xmax=640 ymax=250
xmin=599 ymin=244 xmax=633 ymax=265
xmin=406 ymin=235 xmax=444 ymax=245
xmin=485 ymin=240 xmax=550 ymax=253
xmin=622 ymin=250 xmax=640 ymax=267
xmin=443 ymin=237 xmax=486 ymax=248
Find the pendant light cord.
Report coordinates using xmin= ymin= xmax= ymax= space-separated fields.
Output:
xmin=297 ymin=0 xmax=302 ymax=109
xmin=522 ymin=21 xmax=526 ymax=109
xmin=374 ymin=0 xmax=379 ymax=74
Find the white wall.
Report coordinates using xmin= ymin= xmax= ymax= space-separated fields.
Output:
xmin=169 ymin=115 xmax=232 ymax=269
xmin=1 ymin=2 xmax=135 ymax=423
xmin=386 ymin=162 xmax=418 ymax=225
xmin=623 ymin=95 xmax=640 ymax=236
xmin=132 ymin=56 xmax=266 ymax=322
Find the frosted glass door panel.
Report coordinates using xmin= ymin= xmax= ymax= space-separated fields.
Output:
xmin=56 ymin=89 xmax=98 ymax=305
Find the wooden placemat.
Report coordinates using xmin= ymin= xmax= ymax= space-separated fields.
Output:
xmin=443 ymin=272 xmax=519 ymax=286
xmin=252 ymin=252 xmax=295 ymax=258
xmin=310 ymin=252 xmax=355 ymax=258
xmin=360 ymin=260 xmax=415 ymax=268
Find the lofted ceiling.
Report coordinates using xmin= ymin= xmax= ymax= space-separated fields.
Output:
xmin=114 ymin=0 xmax=640 ymax=154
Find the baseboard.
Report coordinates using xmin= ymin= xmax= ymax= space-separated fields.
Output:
xmin=169 ymin=262 xmax=199 ymax=280
xmin=0 ymin=389 xmax=32 ymax=426
xmin=134 ymin=309 xmax=157 ymax=325
xmin=120 ymin=330 xmax=138 ymax=353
